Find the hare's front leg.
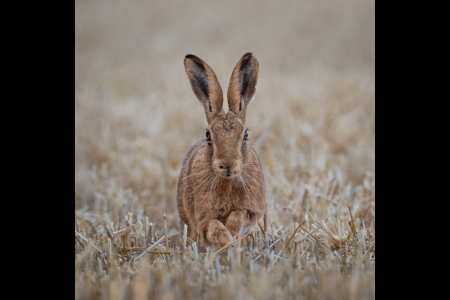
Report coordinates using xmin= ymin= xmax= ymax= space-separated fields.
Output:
xmin=206 ymin=220 xmax=233 ymax=249
xmin=225 ymin=210 xmax=254 ymax=236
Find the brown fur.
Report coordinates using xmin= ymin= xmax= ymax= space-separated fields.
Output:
xmin=177 ymin=53 xmax=265 ymax=249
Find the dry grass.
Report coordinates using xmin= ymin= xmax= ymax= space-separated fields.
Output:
xmin=75 ymin=0 xmax=375 ymax=299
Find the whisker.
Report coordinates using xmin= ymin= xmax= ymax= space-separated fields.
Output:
xmin=237 ymin=174 xmax=248 ymax=208
xmin=198 ymin=173 xmax=217 ymax=197
xmin=208 ymin=175 xmax=219 ymax=218
xmin=242 ymin=169 xmax=267 ymax=191
xmin=238 ymin=174 xmax=255 ymax=211
xmin=181 ymin=169 xmax=209 ymax=180
xmin=247 ymin=161 xmax=282 ymax=167
xmin=240 ymin=173 xmax=257 ymax=210
xmin=186 ymin=172 xmax=214 ymax=199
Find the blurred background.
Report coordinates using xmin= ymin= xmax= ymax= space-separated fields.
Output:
xmin=75 ymin=0 xmax=375 ymax=230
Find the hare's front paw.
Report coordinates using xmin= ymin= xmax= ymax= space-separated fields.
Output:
xmin=206 ymin=220 xmax=233 ymax=249
xmin=213 ymin=228 xmax=233 ymax=249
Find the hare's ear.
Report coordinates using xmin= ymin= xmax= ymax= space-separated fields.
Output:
xmin=227 ymin=53 xmax=259 ymax=123
xmin=184 ymin=54 xmax=224 ymax=124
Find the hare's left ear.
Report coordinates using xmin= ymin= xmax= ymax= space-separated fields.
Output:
xmin=227 ymin=53 xmax=259 ymax=123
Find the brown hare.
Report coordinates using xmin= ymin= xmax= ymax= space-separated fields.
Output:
xmin=177 ymin=53 xmax=266 ymax=250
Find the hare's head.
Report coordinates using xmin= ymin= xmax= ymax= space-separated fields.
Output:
xmin=184 ymin=53 xmax=259 ymax=178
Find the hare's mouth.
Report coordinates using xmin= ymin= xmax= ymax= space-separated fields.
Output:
xmin=213 ymin=166 xmax=241 ymax=178
xmin=220 ymin=169 xmax=236 ymax=178
xmin=212 ymin=159 xmax=243 ymax=178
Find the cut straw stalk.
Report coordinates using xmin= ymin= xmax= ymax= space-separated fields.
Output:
xmin=183 ymin=224 xmax=187 ymax=249
xmin=126 ymin=249 xmax=175 ymax=255
xmin=175 ymin=247 xmax=180 ymax=264
xmin=264 ymin=210 xmax=268 ymax=233
xmin=163 ymin=207 xmax=169 ymax=250
xmin=133 ymin=232 xmax=179 ymax=263
xmin=133 ymin=236 xmax=166 ymax=263
xmin=280 ymin=219 xmax=305 ymax=255
xmin=75 ymin=231 xmax=104 ymax=255
xmin=348 ymin=206 xmax=358 ymax=235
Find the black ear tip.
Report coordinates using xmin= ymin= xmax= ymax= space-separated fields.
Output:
xmin=184 ymin=54 xmax=198 ymax=63
xmin=185 ymin=54 xmax=206 ymax=71
xmin=185 ymin=54 xmax=199 ymax=64
xmin=241 ymin=52 xmax=255 ymax=63
xmin=239 ymin=53 xmax=256 ymax=71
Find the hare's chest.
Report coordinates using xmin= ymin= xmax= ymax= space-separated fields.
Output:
xmin=215 ymin=204 xmax=236 ymax=225
xmin=213 ymin=191 xmax=246 ymax=220
xmin=204 ymin=178 xmax=249 ymax=218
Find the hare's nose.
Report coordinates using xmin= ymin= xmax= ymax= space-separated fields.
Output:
xmin=219 ymin=163 xmax=234 ymax=170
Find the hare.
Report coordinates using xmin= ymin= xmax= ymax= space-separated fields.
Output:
xmin=177 ymin=53 xmax=266 ymax=250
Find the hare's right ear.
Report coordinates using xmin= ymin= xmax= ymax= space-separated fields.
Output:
xmin=184 ymin=55 xmax=224 ymax=124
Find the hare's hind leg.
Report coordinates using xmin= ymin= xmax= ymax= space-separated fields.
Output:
xmin=205 ymin=220 xmax=233 ymax=249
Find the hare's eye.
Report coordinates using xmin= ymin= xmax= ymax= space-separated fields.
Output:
xmin=244 ymin=130 xmax=248 ymax=140
xmin=206 ymin=130 xmax=211 ymax=140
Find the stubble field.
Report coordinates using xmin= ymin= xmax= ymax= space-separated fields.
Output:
xmin=75 ymin=0 xmax=375 ymax=299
